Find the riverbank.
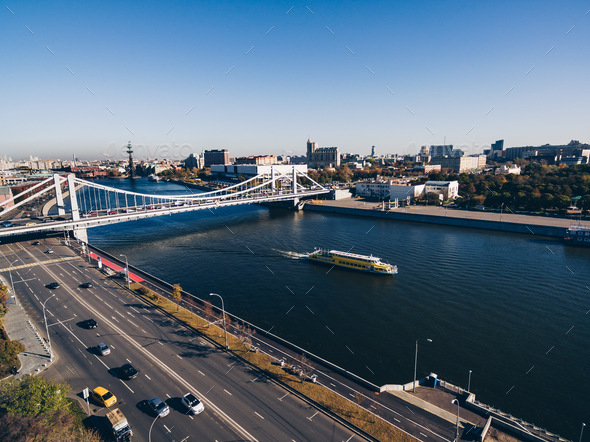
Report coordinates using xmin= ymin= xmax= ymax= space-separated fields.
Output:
xmin=304 ymin=198 xmax=582 ymax=238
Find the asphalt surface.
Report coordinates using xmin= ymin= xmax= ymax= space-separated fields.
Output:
xmin=1 ymin=239 xmax=365 ymax=442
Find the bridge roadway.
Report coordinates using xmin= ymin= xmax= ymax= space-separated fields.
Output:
xmin=0 ymin=187 xmax=328 ymax=239
xmin=0 ymin=239 xmax=365 ymax=441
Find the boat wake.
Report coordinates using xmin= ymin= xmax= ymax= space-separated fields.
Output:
xmin=272 ymin=249 xmax=308 ymax=260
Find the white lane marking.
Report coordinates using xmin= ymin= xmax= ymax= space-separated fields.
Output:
xmin=145 ymin=374 xmax=151 ymax=380
xmin=198 ymin=370 xmax=205 ymax=376
xmin=254 ymin=411 xmax=264 ymax=420
xmin=66 ymin=366 xmax=75 ymax=375
xmin=166 ymin=393 xmax=171 ymax=398
xmin=128 ymin=320 xmax=138 ymax=327
xmin=278 ymin=393 xmax=288 ymax=401
xmin=249 ymin=377 xmax=259 ymax=383
xmin=127 ymin=312 xmax=135 ymax=318
xmin=177 ymin=355 xmax=183 ymax=359
xmin=141 ymin=329 xmax=147 ymax=333
xmin=307 ymin=411 xmax=319 ymax=421
xmin=130 ymin=306 xmax=140 ymax=313
xmin=394 ymin=417 xmax=401 ymax=423
xmin=116 ymin=311 xmax=125 ymax=318
xmin=345 ymin=435 xmax=354 ymax=442
xmin=127 ymin=358 xmax=132 ymax=363
xmin=223 ymin=389 xmax=232 ymax=396
xmin=420 ymin=432 xmax=428 ymax=438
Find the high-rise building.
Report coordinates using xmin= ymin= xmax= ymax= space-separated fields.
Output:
xmin=204 ymin=149 xmax=230 ymax=167
xmin=429 ymin=145 xmax=453 ymax=158
xmin=306 ymin=139 xmax=340 ymax=168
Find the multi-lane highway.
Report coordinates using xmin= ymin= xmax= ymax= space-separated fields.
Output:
xmin=1 ymin=239 xmax=368 ymax=441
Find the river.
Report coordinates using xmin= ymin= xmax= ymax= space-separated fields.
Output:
xmin=87 ymin=178 xmax=589 ymax=439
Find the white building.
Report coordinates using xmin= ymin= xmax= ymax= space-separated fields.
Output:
xmin=496 ymin=164 xmax=521 ymax=175
xmin=355 ymin=181 xmax=425 ymax=202
xmin=424 ymin=181 xmax=459 ymax=199
xmin=210 ymin=164 xmax=308 ymax=177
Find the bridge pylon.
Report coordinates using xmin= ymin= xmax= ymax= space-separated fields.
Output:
xmin=66 ymin=174 xmax=87 ymax=243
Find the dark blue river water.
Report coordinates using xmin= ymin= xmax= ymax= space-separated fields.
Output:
xmin=88 ymin=178 xmax=589 ymax=439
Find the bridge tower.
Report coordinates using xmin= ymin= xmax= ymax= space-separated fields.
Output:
xmin=66 ymin=174 xmax=88 ymax=243
xmin=127 ymin=141 xmax=134 ymax=179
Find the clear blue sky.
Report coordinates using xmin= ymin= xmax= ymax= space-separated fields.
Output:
xmin=1 ymin=1 xmax=589 ymax=161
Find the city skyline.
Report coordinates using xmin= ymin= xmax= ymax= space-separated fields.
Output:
xmin=2 ymin=1 xmax=589 ymax=160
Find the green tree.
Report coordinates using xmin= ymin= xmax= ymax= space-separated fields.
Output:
xmin=0 ymin=376 xmax=71 ymax=417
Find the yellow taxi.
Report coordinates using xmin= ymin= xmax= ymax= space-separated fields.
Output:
xmin=91 ymin=386 xmax=117 ymax=407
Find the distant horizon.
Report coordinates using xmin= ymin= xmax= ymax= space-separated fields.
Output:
xmin=2 ymin=1 xmax=589 ymax=161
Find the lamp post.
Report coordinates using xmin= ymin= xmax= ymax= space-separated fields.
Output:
xmin=452 ymin=398 xmax=460 ymax=441
xmin=42 ymin=294 xmax=56 ymax=362
xmin=580 ymin=423 xmax=586 ymax=442
xmin=210 ymin=293 xmax=228 ymax=350
xmin=119 ymin=254 xmax=129 ymax=288
xmin=468 ymin=370 xmax=472 ymax=392
xmin=413 ymin=338 xmax=432 ymax=393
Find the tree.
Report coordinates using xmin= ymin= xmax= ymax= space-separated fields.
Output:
xmin=0 ymin=376 xmax=71 ymax=417
xmin=171 ymin=284 xmax=182 ymax=311
xmin=202 ymin=301 xmax=215 ymax=327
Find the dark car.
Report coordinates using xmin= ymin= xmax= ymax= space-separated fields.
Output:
xmin=80 ymin=282 xmax=93 ymax=288
xmin=82 ymin=318 xmax=98 ymax=329
xmin=47 ymin=282 xmax=60 ymax=289
xmin=120 ymin=363 xmax=139 ymax=380
xmin=32 ymin=241 xmax=40 ymax=246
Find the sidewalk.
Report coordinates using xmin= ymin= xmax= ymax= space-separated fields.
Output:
xmin=1 ymin=276 xmax=53 ymax=379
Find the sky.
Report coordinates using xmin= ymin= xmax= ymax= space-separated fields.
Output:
xmin=1 ymin=0 xmax=589 ymax=161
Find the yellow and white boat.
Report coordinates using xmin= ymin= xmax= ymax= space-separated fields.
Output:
xmin=307 ymin=249 xmax=398 ymax=275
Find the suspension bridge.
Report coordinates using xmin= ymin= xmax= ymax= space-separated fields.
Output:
xmin=0 ymin=167 xmax=329 ymax=242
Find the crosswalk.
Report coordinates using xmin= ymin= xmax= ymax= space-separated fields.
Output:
xmin=0 ymin=256 xmax=77 ymax=273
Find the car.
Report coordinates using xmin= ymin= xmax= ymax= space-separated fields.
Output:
xmin=96 ymin=342 xmax=110 ymax=356
xmin=181 ymin=392 xmax=204 ymax=415
xmin=45 ymin=249 xmax=54 ymax=254
xmin=91 ymin=387 xmax=117 ymax=407
xmin=2 ymin=221 xmax=14 ymax=228
xmin=32 ymin=241 xmax=41 ymax=246
xmin=25 ymin=222 xmax=36 ymax=226
xmin=47 ymin=282 xmax=60 ymax=289
xmin=82 ymin=318 xmax=98 ymax=329
xmin=147 ymin=397 xmax=169 ymax=417
xmin=107 ymin=211 xmax=117 ymax=215
xmin=80 ymin=282 xmax=93 ymax=288
xmin=120 ymin=363 xmax=139 ymax=380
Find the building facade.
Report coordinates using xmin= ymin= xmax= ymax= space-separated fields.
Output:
xmin=424 ymin=181 xmax=459 ymax=199
xmin=204 ymin=149 xmax=230 ymax=167
xmin=306 ymin=139 xmax=340 ymax=168
xmin=430 ymin=155 xmax=486 ymax=173
xmin=355 ymin=181 xmax=425 ymax=202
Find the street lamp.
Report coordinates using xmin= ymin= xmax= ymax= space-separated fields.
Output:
xmin=119 ymin=254 xmax=129 ymax=288
xmin=580 ymin=423 xmax=586 ymax=442
xmin=41 ymin=294 xmax=56 ymax=362
xmin=209 ymin=293 xmax=228 ymax=350
xmin=451 ymin=398 xmax=460 ymax=441
xmin=468 ymin=369 xmax=472 ymax=392
xmin=413 ymin=338 xmax=432 ymax=393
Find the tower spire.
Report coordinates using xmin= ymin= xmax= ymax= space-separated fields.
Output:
xmin=127 ymin=141 xmax=134 ymax=179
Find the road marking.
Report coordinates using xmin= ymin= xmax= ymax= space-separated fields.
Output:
xmin=116 ymin=311 xmax=125 ymax=318
xmin=223 ymin=389 xmax=232 ymax=396
xmin=278 ymin=393 xmax=288 ymax=401
xmin=198 ymin=370 xmax=205 ymax=376
xmin=127 ymin=312 xmax=136 ymax=318
xmin=420 ymin=432 xmax=428 ymax=438
xmin=111 ymin=316 xmax=120 ymax=323
xmin=345 ymin=435 xmax=354 ymax=442
xmin=127 ymin=358 xmax=132 ymax=363
xmin=66 ymin=366 xmax=75 ymax=375
xmin=166 ymin=393 xmax=171 ymax=398
xmin=307 ymin=411 xmax=319 ymax=421
xmin=145 ymin=374 xmax=151 ymax=380
xmin=405 ymin=406 xmax=414 ymax=414
xmin=249 ymin=377 xmax=259 ymax=383
xmin=128 ymin=320 xmax=138 ymax=327
xmin=394 ymin=417 xmax=401 ymax=422
xmin=163 ymin=424 xmax=171 ymax=433
xmin=177 ymin=355 xmax=183 ymax=359
xmin=254 ymin=411 xmax=264 ymax=420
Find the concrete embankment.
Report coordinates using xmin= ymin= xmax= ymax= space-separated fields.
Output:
xmin=303 ymin=199 xmax=573 ymax=238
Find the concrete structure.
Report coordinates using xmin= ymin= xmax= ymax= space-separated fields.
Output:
xmin=211 ymin=164 xmax=307 ymax=177
xmin=0 ymin=186 xmax=13 ymax=209
xmin=505 ymin=140 xmax=590 ymax=163
xmin=413 ymin=164 xmax=441 ymax=173
xmin=204 ymin=149 xmax=230 ymax=167
xmin=430 ymin=155 xmax=486 ymax=173
xmin=429 ymin=145 xmax=454 ymax=158
xmin=356 ymin=181 xmax=425 ymax=202
xmin=306 ymin=139 xmax=340 ymax=168
xmin=424 ymin=180 xmax=459 ymax=199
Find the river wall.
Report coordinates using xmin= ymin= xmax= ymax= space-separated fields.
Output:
xmin=303 ymin=204 xmax=567 ymax=238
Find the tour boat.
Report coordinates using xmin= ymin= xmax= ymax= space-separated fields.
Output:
xmin=307 ymin=249 xmax=398 ymax=275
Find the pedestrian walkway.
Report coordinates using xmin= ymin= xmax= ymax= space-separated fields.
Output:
xmin=1 ymin=276 xmax=53 ymax=379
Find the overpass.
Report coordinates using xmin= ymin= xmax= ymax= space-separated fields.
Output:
xmin=0 ymin=167 xmax=329 ymax=242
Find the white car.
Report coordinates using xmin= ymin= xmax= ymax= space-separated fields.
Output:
xmin=181 ymin=392 xmax=204 ymax=415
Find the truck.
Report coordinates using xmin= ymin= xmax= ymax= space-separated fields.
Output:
xmin=106 ymin=408 xmax=133 ymax=441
